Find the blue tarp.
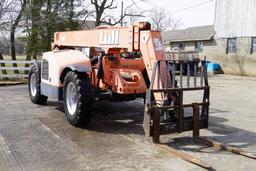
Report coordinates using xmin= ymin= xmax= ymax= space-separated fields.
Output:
xmin=206 ymin=61 xmax=221 ymax=72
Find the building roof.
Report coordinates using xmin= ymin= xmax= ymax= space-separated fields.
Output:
xmin=161 ymin=25 xmax=215 ymax=44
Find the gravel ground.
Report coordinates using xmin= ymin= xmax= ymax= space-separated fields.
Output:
xmin=0 ymin=74 xmax=255 ymax=170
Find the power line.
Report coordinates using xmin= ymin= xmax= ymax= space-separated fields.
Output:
xmin=171 ymin=0 xmax=214 ymax=13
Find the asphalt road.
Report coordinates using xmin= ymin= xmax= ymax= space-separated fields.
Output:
xmin=0 ymin=75 xmax=256 ymax=170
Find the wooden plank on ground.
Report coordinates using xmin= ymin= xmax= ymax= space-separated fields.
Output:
xmin=196 ymin=137 xmax=256 ymax=159
xmin=157 ymin=144 xmax=212 ymax=170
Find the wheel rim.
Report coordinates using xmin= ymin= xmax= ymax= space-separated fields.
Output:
xmin=30 ymin=73 xmax=37 ymax=97
xmin=66 ymin=82 xmax=77 ymax=115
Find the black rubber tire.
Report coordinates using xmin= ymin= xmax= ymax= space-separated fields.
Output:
xmin=28 ymin=64 xmax=48 ymax=104
xmin=63 ymin=71 xmax=93 ymax=127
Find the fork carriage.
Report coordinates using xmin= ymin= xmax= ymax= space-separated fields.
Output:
xmin=143 ymin=59 xmax=210 ymax=143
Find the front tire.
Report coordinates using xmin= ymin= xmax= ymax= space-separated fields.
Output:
xmin=28 ymin=64 xmax=48 ymax=104
xmin=63 ymin=71 xmax=93 ymax=127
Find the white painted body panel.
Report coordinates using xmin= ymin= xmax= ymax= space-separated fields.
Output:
xmin=41 ymin=50 xmax=91 ymax=87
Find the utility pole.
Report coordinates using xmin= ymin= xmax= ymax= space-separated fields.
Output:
xmin=120 ymin=1 xmax=123 ymax=26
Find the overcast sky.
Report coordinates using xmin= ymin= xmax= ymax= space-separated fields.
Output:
xmin=132 ymin=0 xmax=216 ymax=29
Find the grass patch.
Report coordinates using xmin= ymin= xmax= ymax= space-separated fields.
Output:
xmin=2 ymin=55 xmax=27 ymax=60
xmin=0 ymin=80 xmax=27 ymax=86
xmin=1 ymin=55 xmax=32 ymax=81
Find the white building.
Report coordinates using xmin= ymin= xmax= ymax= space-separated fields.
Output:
xmin=162 ymin=0 xmax=256 ymax=76
xmin=215 ymin=0 xmax=256 ymax=38
xmin=211 ymin=0 xmax=256 ymax=76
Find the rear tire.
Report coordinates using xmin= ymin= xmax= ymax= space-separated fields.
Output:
xmin=63 ymin=71 xmax=93 ymax=127
xmin=28 ymin=64 xmax=48 ymax=104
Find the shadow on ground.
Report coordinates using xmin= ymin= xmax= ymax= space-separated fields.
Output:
xmin=48 ymin=99 xmax=256 ymax=156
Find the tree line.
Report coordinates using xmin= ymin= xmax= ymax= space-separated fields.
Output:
xmin=0 ymin=0 xmax=180 ymax=64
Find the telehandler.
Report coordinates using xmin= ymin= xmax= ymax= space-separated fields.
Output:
xmin=28 ymin=22 xmax=256 ymax=168
xmin=28 ymin=22 xmax=210 ymax=143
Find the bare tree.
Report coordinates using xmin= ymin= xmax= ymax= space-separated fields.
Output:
xmin=112 ymin=4 xmax=146 ymax=26
xmin=25 ymin=0 xmax=42 ymax=63
xmin=149 ymin=7 xmax=180 ymax=31
xmin=0 ymin=0 xmax=15 ymax=30
xmin=10 ymin=0 xmax=27 ymax=74
xmin=0 ymin=0 xmax=16 ymax=76
xmin=126 ymin=8 xmax=140 ymax=24
xmin=90 ymin=0 xmax=117 ymax=27
xmin=90 ymin=0 xmax=145 ymax=26
xmin=124 ymin=0 xmax=150 ymax=25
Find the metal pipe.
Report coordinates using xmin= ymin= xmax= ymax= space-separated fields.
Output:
xmin=194 ymin=62 xmax=197 ymax=87
xmin=200 ymin=61 xmax=204 ymax=86
xmin=149 ymin=61 xmax=158 ymax=89
xmin=157 ymin=62 xmax=160 ymax=89
xmin=165 ymin=61 xmax=168 ymax=88
xmin=172 ymin=61 xmax=175 ymax=88
xmin=187 ymin=62 xmax=190 ymax=87
xmin=180 ymin=62 xmax=183 ymax=88
xmin=120 ymin=1 xmax=124 ymax=26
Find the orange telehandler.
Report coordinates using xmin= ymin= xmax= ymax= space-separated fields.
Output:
xmin=28 ymin=22 xmax=210 ymax=143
